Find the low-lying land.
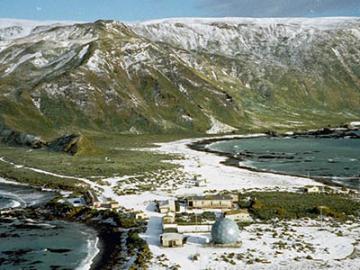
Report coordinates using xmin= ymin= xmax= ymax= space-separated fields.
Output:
xmin=1 ymin=131 xmax=360 ymax=270
xmin=244 ymin=191 xmax=360 ymax=221
xmin=0 ymin=133 xmax=189 ymax=191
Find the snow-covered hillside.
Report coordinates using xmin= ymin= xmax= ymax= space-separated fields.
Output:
xmin=0 ymin=19 xmax=52 ymax=40
xmin=133 ymin=17 xmax=360 ymax=59
xmin=0 ymin=18 xmax=79 ymax=41
xmin=138 ymin=17 xmax=359 ymax=29
xmin=0 ymin=17 xmax=359 ymax=135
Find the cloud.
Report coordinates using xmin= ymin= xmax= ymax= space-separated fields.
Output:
xmin=200 ymin=0 xmax=360 ymax=17
xmin=36 ymin=6 xmax=42 ymax=12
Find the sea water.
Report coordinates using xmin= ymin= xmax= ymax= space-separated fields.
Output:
xmin=0 ymin=182 xmax=54 ymax=209
xmin=208 ymin=137 xmax=360 ymax=189
xmin=0 ymin=182 xmax=99 ymax=270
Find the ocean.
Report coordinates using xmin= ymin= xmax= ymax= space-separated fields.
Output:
xmin=208 ymin=136 xmax=360 ymax=190
xmin=0 ymin=182 xmax=99 ymax=270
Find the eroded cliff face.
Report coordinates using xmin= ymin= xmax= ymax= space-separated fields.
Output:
xmin=0 ymin=123 xmax=91 ymax=155
xmin=0 ymin=123 xmax=45 ymax=148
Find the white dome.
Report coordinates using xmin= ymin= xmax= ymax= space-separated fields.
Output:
xmin=211 ymin=218 xmax=240 ymax=244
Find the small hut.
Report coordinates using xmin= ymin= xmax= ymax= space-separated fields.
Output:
xmin=160 ymin=233 xmax=184 ymax=247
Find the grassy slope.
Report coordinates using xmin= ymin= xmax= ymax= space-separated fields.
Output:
xmin=1 ymin=22 xmax=359 ymax=138
xmin=0 ymin=133 xmax=195 ymax=190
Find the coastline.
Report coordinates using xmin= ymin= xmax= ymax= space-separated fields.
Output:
xmin=88 ymin=227 xmax=125 ymax=270
xmin=0 ymin=179 xmax=103 ymax=270
xmin=76 ymin=235 xmax=100 ymax=270
xmin=185 ymin=129 xmax=360 ymax=190
xmin=152 ymin=134 xmax=319 ymax=195
xmin=0 ymin=176 xmax=29 ymax=187
xmin=188 ymin=136 xmax=343 ymax=188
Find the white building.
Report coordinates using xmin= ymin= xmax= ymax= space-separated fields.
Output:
xmin=187 ymin=195 xmax=233 ymax=209
xmin=158 ymin=200 xmax=177 ymax=214
xmin=160 ymin=233 xmax=184 ymax=247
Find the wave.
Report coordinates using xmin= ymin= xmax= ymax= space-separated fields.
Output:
xmin=0 ymin=182 xmax=55 ymax=208
xmin=75 ymin=235 xmax=100 ymax=270
xmin=24 ymin=222 xmax=57 ymax=229
xmin=0 ymin=190 xmax=27 ymax=208
xmin=0 ymin=198 xmax=22 ymax=209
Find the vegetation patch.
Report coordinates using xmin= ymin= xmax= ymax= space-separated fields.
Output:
xmin=244 ymin=192 xmax=360 ymax=221
xmin=0 ymin=160 xmax=85 ymax=192
xmin=0 ymin=133 xmax=187 ymax=190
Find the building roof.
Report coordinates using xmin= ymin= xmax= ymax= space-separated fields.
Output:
xmin=188 ymin=195 xmax=233 ymax=201
xmin=67 ymin=197 xmax=86 ymax=206
xmin=161 ymin=233 xmax=183 ymax=241
xmin=159 ymin=199 xmax=176 ymax=207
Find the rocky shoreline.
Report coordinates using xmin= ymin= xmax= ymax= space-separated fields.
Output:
xmin=0 ymin=188 xmax=150 ymax=270
xmin=188 ymin=127 xmax=360 ymax=190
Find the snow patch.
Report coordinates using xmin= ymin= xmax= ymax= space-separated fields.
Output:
xmin=137 ymin=17 xmax=359 ymax=28
xmin=206 ymin=116 xmax=237 ymax=134
xmin=78 ymin=44 xmax=89 ymax=59
xmin=129 ymin=126 xmax=142 ymax=135
xmin=0 ymin=18 xmax=80 ymax=41
xmin=181 ymin=114 xmax=193 ymax=122
xmin=133 ymin=17 xmax=360 ymax=60
xmin=87 ymin=50 xmax=105 ymax=72
xmin=350 ymin=121 xmax=360 ymax=127
xmin=178 ymin=84 xmax=188 ymax=94
xmin=31 ymin=97 xmax=41 ymax=110
xmin=31 ymin=53 xmax=49 ymax=68
xmin=3 ymin=52 xmax=42 ymax=75
xmin=331 ymin=47 xmax=341 ymax=58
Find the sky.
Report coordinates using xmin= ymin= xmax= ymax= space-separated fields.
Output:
xmin=0 ymin=0 xmax=359 ymax=22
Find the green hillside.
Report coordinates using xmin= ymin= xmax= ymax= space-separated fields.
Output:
xmin=0 ymin=19 xmax=359 ymax=141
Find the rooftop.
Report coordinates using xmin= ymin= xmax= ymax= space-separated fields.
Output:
xmin=161 ymin=233 xmax=183 ymax=241
xmin=188 ymin=195 xmax=233 ymax=201
xmin=159 ymin=199 xmax=175 ymax=206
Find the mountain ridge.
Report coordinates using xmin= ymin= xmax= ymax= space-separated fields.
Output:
xmin=136 ymin=16 xmax=360 ymax=26
xmin=0 ymin=17 xmax=359 ymax=138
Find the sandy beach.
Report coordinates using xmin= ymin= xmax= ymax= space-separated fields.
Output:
xmin=153 ymin=135 xmax=320 ymax=194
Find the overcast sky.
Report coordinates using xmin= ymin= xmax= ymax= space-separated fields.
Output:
xmin=0 ymin=0 xmax=358 ymax=21
xmin=202 ymin=0 xmax=360 ymax=17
